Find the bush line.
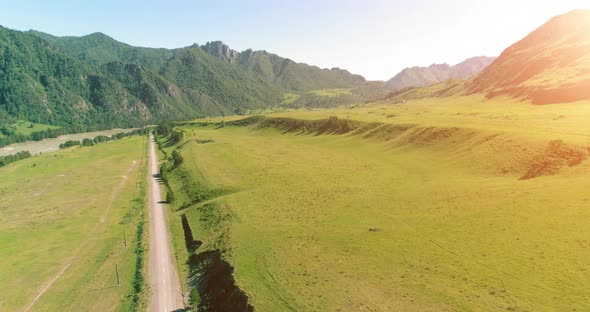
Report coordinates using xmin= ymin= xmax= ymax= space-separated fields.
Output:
xmin=129 ymin=133 xmax=149 ymax=312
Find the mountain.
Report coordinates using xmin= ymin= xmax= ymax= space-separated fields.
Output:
xmin=200 ymin=41 xmax=239 ymax=64
xmin=0 ymin=28 xmax=374 ymax=129
xmin=158 ymin=47 xmax=283 ymax=113
xmin=29 ymin=31 xmax=285 ymax=114
xmin=29 ymin=31 xmax=174 ymax=71
xmin=32 ymin=32 xmax=367 ymax=93
xmin=201 ymin=41 xmax=367 ymax=91
xmin=386 ymin=56 xmax=495 ymax=90
xmin=466 ymin=10 xmax=590 ymax=104
xmin=0 ymin=26 xmax=159 ymax=129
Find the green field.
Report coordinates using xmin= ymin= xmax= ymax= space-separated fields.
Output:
xmin=307 ymin=88 xmax=353 ymax=97
xmin=0 ymin=135 xmax=148 ymax=311
xmin=278 ymin=88 xmax=360 ymax=109
xmin=281 ymin=92 xmax=302 ymax=105
xmin=9 ymin=121 xmax=60 ymax=137
xmin=0 ymin=121 xmax=59 ymax=139
xmin=161 ymin=97 xmax=590 ymax=311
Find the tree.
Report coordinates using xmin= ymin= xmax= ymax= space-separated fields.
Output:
xmin=171 ymin=150 xmax=183 ymax=168
xmin=81 ymin=138 xmax=94 ymax=146
xmin=59 ymin=140 xmax=81 ymax=149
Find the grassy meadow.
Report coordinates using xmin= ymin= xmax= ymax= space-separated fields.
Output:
xmin=0 ymin=121 xmax=59 ymax=138
xmin=11 ymin=121 xmax=60 ymax=137
xmin=307 ymin=88 xmax=353 ymax=97
xmin=161 ymin=96 xmax=590 ymax=311
xmin=0 ymin=135 xmax=148 ymax=311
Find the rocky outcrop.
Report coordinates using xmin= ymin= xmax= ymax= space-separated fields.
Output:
xmin=200 ymin=41 xmax=239 ymax=63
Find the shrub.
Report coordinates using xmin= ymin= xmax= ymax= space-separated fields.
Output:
xmin=81 ymin=138 xmax=94 ymax=146
xmin=0 ymin=151 xmax=32 ymax=167
xmin=59 ymin=140 xmax=81 ymax=149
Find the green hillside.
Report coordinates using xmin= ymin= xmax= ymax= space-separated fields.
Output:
xmin=200 ymin=41 xmax=367 ymax=91
xmin=26 ymin=30 xmax=283 ymax=117
xmin=237 ymin=49 xmax=366 ymax=91
xmin=0 ymin=27 xmax=382 ymax=131
xmin=28 ymin=33 xmax=286 ymax=115
xmin=14 ymin=31 xmax=378 ymax=126
xmin=29 ymin=31 xmax=174 ymax=71
xmin=0 ymin=27 xmax=158 ymax=128
xmin=159 ymin=47 xmax=283 ymax=114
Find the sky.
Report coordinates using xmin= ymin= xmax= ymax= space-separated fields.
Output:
xmin=0 ymin=0 xmax=589 ymax=80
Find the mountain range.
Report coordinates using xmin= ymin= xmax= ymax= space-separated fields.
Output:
xmin=390 ymin=10 xmax=590 ymax=105
xmin=0 ymin=28 xmax=371 ymax=129
xmin=386 ymin=56 xmax=496 ymax=91
xmin=2 ymin=9 xmax=589 ymax=130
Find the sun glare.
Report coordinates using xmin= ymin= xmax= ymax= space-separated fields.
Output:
xmin=2 ymin=3 xmax=590 ymax=312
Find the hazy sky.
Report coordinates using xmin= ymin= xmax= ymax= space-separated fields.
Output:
xmin=1 ymin=0 xmax=588 ymax=80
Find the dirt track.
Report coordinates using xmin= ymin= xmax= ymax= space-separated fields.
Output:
xmin=147 ymin=133 xmax=184 ymax=311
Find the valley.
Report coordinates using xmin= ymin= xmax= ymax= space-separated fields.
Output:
xmin=1 ymin=5 xmax=590 ymax=312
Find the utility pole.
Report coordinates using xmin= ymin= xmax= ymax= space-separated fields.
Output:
xmin=123 ymin=229 xmax=127 ymax=247
xmin=115 ymin=264 xmax=120 ymax=286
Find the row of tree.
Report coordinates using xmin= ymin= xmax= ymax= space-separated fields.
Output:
xmin=0 ymin=123 xmax=123 ymax=148
xmin=0 ymin=151 xmax=31 ymax=167
xmin=59 ymin=128 xmax=149 ymax=149
xmin=0 ymin=128 xmax=150 ymax=169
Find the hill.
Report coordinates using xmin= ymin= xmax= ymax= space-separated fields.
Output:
xmin=386 ymin=56 xmax=495 ymax=90
xmin=466 ymin=10 xmax=590 ymax=104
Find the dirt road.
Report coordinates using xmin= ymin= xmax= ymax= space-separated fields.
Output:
xmin=147 ymin=133 xmax=184 ymax=311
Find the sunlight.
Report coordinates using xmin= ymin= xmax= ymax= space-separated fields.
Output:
xmin=2 ymin=3 xmax=590 ymax=312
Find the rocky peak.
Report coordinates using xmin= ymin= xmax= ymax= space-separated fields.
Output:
xmin=200 ymin=41 xmax=239 ymax=63
xmin=428 ymin=63 xmax=451 ymax=70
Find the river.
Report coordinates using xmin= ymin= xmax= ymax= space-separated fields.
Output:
xmin=0 ymin=128 xmax=137 ymax=156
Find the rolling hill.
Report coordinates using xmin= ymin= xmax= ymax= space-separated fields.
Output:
xmin=386 ymin=56 xmax=495 ymax=90
xmin=466 ymin=9 xmax=590 ymax=104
